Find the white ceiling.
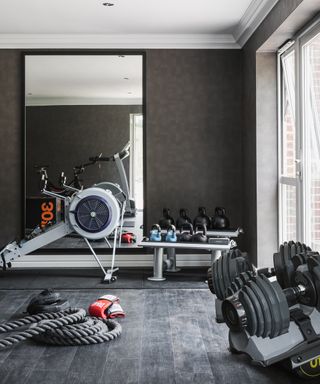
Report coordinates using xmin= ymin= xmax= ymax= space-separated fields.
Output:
xmin=25 ymin=55 xmax=143 ymax=106
xmin=1 ymin=0 xmax=251 ymax=35
xmin=0 ymin=0 xmax=279 ymax=48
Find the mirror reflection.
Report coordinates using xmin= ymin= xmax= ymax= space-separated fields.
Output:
xmin=25 ymin=54 xmax=144 ymax=249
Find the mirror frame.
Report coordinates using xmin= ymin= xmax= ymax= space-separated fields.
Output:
xmin=22 ymin=50 xmax=147 ymax=255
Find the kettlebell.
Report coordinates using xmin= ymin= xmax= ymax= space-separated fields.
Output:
xmin=165 ymin=224 xmax=177 ymax=242
xmin=159 ymin=208 xmax=175 ymax=230
xmin=150 ymin=224 xmax=162 ymax=242
xmin=176 ymin=208 xmax=192 ymax=230
xmin=179 ymin=222 xmax=194 ymax=242
xmin=192 ymin=224 xmax=207 ymax=243
xmin=193 ymin=207 xmax=211 ymax=229
xmin=211 ymin=207 xmax=230 ymax=229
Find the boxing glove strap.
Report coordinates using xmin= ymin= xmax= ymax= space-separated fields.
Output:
xmin=107 ymin=302 xmax=126 ymax=319
xmin=99 ymin=295 xmax=119 ymax=303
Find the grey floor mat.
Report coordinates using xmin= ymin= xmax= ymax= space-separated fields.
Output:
xmin=0 ymin=288 xmax=301 ymax=384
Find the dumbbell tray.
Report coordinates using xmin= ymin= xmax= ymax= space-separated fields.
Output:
xmin=159 ymin=227 xmax=243 ymax=238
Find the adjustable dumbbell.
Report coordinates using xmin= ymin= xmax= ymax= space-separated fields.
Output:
xmin=222 ymin=254 xmax=320 ymax=339
xmin=207 ymin=249 xmax=252 ymax=298
xmin=292 ymin=251 xmax=320 ymax=270
xmin=207 ymin=249 xmax=252 ymax=323
xmin=273 ymin=241 xmax=313 ymax=289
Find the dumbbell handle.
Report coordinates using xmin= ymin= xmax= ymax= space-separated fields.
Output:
xmin=283 ymin=285 xmax=306 ymax=307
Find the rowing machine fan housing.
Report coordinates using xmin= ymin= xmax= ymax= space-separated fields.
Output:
xmin=68 ymin=187 xmax=120 ymax=240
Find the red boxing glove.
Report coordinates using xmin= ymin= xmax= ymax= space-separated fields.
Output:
xmin=121 ymin=233 xmax=136 ymax=243
xmin=88 ymin=295 xmax=119 ymax=319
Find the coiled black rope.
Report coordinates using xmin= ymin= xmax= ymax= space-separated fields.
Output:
xmin=0 ymin=308 xmax=122 ymax=348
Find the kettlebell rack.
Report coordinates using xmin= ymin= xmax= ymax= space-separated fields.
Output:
xmin=140 ymin=227 xmax=242 ymax=281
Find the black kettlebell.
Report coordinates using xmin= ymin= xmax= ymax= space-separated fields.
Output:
xmin=176 ymin=208 xmax=192 ymax=230
xmin=211 ymin=207 xmax=230 ymax=229
xmin=193 ymin=207 xmax=211 ymax=229
xmin=179 ymin=222 xmax=194 ymax=242
xmin=192 ymin=224 xmax=207 ymax=243
xmin=159 ymin=208 xmax=175 ymax=229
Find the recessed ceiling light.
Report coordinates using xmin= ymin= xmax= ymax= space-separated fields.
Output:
xmin=102 ymin=2 xmax=114 ymax=6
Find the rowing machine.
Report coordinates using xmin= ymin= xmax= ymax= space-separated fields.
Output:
xmin=0 ymin=169 xmax=125 ymax=283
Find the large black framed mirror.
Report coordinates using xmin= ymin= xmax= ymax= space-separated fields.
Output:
xmin=23 ymin=51 xmax=146 ymax=253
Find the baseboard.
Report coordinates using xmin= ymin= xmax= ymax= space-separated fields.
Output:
xmin=12 ymin=253 xmax=212 ymax=268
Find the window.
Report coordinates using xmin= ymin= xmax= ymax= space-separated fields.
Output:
xmin=279 ymin=48 xmax=297 ymax=242
xmin=278 ymin=21 xmax=320 ymax=251
xmin=130 ymin=114 xmax=144 ymax=210
xmin=302 ymin=30 xmax=320 ymax=250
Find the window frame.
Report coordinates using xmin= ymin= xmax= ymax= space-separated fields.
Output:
xmin=129 ymin=113 xmax=144 ymax=210
xmin=300 ymin=22 xmax=320 ymax=248
xmin=278 ymin=17 xmax=320 ymax=246
xmin=278 ymin=44 xmax=299 ymax=244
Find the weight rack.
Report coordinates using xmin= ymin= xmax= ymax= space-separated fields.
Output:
xmin=140 ymin=227 xmax=242 ymax=281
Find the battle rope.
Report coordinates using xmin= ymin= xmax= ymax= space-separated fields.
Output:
xmin=0 ymin=308 xmax=122 ymax=348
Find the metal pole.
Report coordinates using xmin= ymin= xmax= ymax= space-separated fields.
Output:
xmin=109 ymin=226 xmax=118 ymax=274
xmin=165 ymin=248 xmax=181 ymax=272
xmin=105 ymin=238 xmax=111 ymax=248
xmin=118 ymin=202 xmax=126 ymax=247
xmin=84 ymin=238 xmax=108 ymax=278
xmin=148 ymin=247 xmax=166 ymax=281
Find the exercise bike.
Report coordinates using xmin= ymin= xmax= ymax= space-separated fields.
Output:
xmin=32 ymin=159 xmax=130 ymax=246
xmin=0 ymin=168 xmax=126 ymax=283
xmin=89 ymin=141 xmax=136 ymax=218
xmin=53 ymin=142 xmax=136 ymax=218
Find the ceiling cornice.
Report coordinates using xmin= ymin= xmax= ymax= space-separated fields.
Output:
xmin=233 ymin=0 xmax=279 ymax=47
xmin=0 ymin=0 xmax=279 ymax=49
xmin=0 ymin=33 xmax=240 ymax=49
xmin=26 ymin=96 xmax=143 ymax=106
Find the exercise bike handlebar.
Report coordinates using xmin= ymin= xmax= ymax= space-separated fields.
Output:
xmin=89 ymin=155 xmax=112 ymax=162
xmin=37 ymin=168 xmax=69 ymax=199
xmin=74 ymin=154 xmax=103 ymax=173
xmin=89 ymin=142 xmax=131 ymax=163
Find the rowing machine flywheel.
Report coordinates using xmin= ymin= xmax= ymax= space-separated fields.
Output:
xmin=68 ymin=187 xmax=120 ymax=240
xmin=75 ymin=197 xmax=110 ymax=233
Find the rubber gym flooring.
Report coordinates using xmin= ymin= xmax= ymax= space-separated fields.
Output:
xmin=0 ymin=268 xmax=305 ymax=384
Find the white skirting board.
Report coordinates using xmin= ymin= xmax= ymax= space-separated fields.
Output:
xmin=12 ymin=253 xmax=212 ymax=268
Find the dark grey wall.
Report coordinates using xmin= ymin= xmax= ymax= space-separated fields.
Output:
xmin=0 ymin=51 xmax=22 ymax=245
xmin=0 ymin=49 xmax=243 ymax=246
xmin=26 ymin=105 xmax=141 ymax=196
xmin=146 ymin=50 xmax=243 ymax=229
